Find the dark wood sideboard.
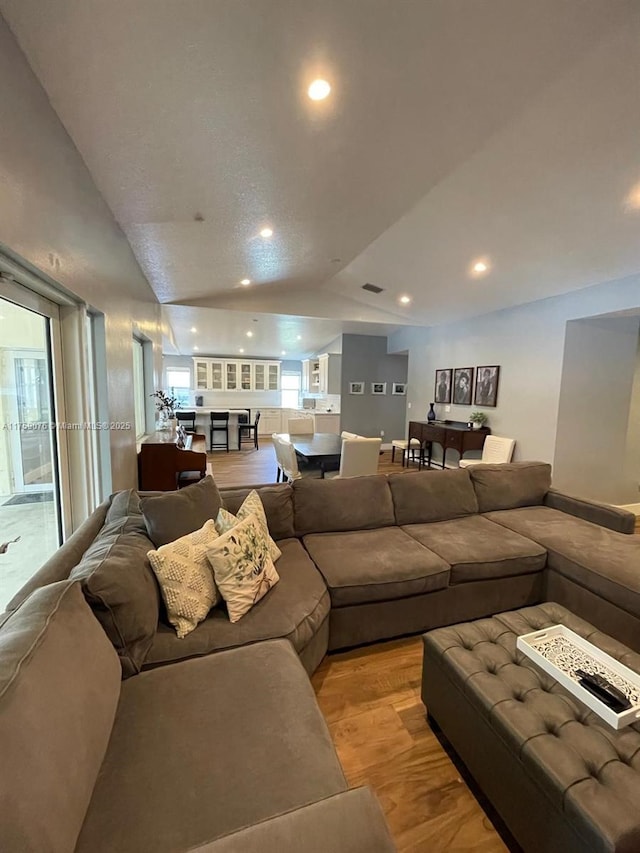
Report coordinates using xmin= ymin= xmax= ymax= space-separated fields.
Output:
xmin=138 ymin=428 xmax=207 ymax=491
xmin=408 ymin=420 xmax=490 ymax=468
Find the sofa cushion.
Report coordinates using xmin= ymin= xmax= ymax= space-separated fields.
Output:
xmin=293 ymin=475 xmax=395 ymax=536
xmin=485 ymin=506 xmax=640 ymax=618
xmin=145 ymin=538 xmax=329 ymax=668
xmin=70 ymin=513 xmax=160 ymax=677
xmin=303 ymin=528 xmax=450 ymax=607
xmin=216 ymin=489 xmax=281 ymax=561
xmin=148 ymin=519 xmax=221 ymax=638
xmin=402 ymin=515 xmax=546 ymax=583
xmin=106 ymin=488 xmax=141 ymax=522
xmin=470 ymin=462 xmax=552 ymax=513
xmin=389 ymin=469 xmax=478 ymax=525
xmin=0 ymin=581 xmax=121 ymax=853
xmin=220 ymin=484 xmax=295 ymax=541
xmin=76 ymin=640 xmax=347 ymax=853
xmin=207 ymin=514 xmax=280 ymax=623
xmin=140 ymin=475 xmax=223 ymax=548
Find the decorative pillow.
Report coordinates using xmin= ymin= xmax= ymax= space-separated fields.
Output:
xmin=207 ymin=514 xmax=279 ymax=623
xmin=147 ymin=519 xmax=221 ymax=638
xmin=216 ymin=489 xmax=281 ymax=562
xmin=140 ymin=475 xmax=223 ymax=548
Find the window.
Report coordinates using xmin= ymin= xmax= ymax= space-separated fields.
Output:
xmin=166 ymin=368 xmax=191 ymax=407
xmin=281 ymin=372 xmax=301 ymax=408
xmin=133 ymin=339 xmax=146 ymax=439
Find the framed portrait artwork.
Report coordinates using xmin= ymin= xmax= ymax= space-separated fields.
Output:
xmin=434 ymin=368 xmax=452 ymax=404
xmin=392 ymin=382 xmax=406 ymax=395
xmin=474 ymin=365 xmax=500 ymax=407
xmin=453 ymin=367 xmax=474 ymax=405
xmin=371 ymin=382 xmax=387 ymax=395
xmin=349 ymin=381 xmax=364 ymax=395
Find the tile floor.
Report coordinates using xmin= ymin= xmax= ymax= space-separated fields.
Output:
xmin=0 ymin=495 xmax=58 ymax=610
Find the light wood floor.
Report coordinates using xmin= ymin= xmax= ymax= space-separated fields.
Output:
xmin=311 ymin=637 xmax=508 ymax=853
xmin=207 ymin=437 xmax=420 ymax=488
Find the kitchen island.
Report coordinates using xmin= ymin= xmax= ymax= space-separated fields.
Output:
xmin=184 ymin=408 xmax=250 ymax=451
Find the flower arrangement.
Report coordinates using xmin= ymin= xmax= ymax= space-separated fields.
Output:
xmin=150 ymin=390 xmax=181 ymax=418
xmin=469 ymin=411 xmax=488 ymax=427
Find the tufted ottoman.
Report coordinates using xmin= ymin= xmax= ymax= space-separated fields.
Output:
xmin=421 ymin=603 xmax=640 ymax=853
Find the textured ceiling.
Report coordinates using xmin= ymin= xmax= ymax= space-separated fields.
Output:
xmin=1 ymin=0 xmax=638 ymax=335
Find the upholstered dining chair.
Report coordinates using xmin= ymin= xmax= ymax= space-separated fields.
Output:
xmin=458 ymin=435 xmax=516 ymax=467
xmin=326 ymin=437 xmax=381 ymax=479
xmin=287 ymin=418 xmax=314 ymax=435
xmin=273 ymin=434 xmax=321 ymax=482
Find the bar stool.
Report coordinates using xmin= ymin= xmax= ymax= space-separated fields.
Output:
xmin=238 ymin=411 xmax=261 ymax=450
xmin=176 ymin=411 xmax=196 ymax=433
xmin=210 ymin=412 xmax=229 ymax=452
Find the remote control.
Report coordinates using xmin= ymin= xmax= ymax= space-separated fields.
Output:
xmin=574 ymin=669 xmax=631 ymax=713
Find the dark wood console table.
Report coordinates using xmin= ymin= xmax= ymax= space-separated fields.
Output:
xmin=408 ymin=420 xmax=490 ymax=469
xmin=138 ymin=429 xmax=207 ymax=490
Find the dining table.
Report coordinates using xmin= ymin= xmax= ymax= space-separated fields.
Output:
xmin=276 ymin=432 xmax=342 ymax=477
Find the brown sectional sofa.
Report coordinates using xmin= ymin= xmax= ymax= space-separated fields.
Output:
xmin=2 ymin=462 xmax=638 ymax=852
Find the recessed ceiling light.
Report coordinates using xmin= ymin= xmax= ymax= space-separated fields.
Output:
xmin=239 ymin=348 xmax=244 ymax=353
xmin=240 ymin=278 xmax=251 ymax=286
xmin=193 ymin=345 xmax=199 ymax=351
xmin=296 ymin=335 xmax=302 ymax=340
xmin=281 ymin=350 xmax=286 ymax=356
xmin=399 ymin=295 xmax=411 ymax=304
xmin=190 ymin=326 xmax=197 ymax=333
xmin=260 ymin=227 xmax=273 ymax=238
xmin=308 ymin=79 xmax=331 ymax=101
xmin=246 ymin=331 xmax=253 ymax=338
xmin=471 ymin=259 xmax=490 ymax=276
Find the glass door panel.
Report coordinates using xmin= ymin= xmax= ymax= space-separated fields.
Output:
xmin=0 ymin=296 xmax=61 ymax=610
xmin=254 ymin=363 xmax=265 ymax=390
xmin=240 ymin=362 xmax=252 ymax=390
xmin=226 ymin=362 xmax=238 ymax=390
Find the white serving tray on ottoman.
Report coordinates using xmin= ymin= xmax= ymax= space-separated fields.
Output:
xmin=517 ymin=624 xmax=640 ymax=730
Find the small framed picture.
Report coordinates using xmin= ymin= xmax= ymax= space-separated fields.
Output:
xmin=434 ymin=368 xmax=452 ymax=404
xmin=392 ymin=382 xmax=406 ymax=395
xmin=474 ymin=365 xmax=500 ymax=407
xmin=453 ymin=367 xmax=474 ymax=405
xmin=371 ymin=382 xmax=387 ymax=395
xmin=349 ymin=381 xmax=364 ymax=395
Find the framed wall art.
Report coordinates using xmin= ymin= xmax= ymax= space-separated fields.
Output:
xmin=371 ymin=382 xmax=387 ymax=395
xmin=392 ymin=382 xmax=407 ymax=395
xmin=349 ymin=381 xmax=365 ymax=395
xmin=434 ymin=368 xmax=452 ymax=404
xmin=474 ymin=365 xmax=500 ymax=407
xmin=453 ymin=367 xmax=474 ymax=405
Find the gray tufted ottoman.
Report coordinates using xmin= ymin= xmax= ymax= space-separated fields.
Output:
xmin=421 ymin=603 xmax=640 ymax=853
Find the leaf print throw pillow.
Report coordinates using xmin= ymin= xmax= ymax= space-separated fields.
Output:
xmin=215 ymin=490 xmax=281 ymax=562
xmin=206 ymin=513 xmax=279 ymax=623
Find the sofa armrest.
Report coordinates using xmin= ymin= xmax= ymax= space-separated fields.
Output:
xmin=544 ymin=488 xmax=636 ymax=534
xmin=185 ymin=788 xmax=396 ymax=853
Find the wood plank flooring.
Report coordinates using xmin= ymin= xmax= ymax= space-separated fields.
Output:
xmin=311 ymin=638 xmax=508 ymax=853
xmin=207 ymin=437 xmax=420 ymax=488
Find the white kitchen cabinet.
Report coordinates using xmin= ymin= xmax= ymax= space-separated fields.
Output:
xmin=239 ymin=362 xmax=253 ymax=391
xmin=225 ymin=362 xmax=238 ymax=390
xmin=210 ymin=360 xmax=224 ymax=390
xmin=267 ymin=363 xmax=280 ymax=390
xmin=318 ymin=354 xmax=342 ymax=395
xmin=258 ymin=408 xmax=282 ymax=435
xmin=254 ymin=363 xmax=266 ymax=391
xmin=193 ymin=359 xmax=209 ymax=391
xmin=192 ymin=357 xmax=280 ymax=392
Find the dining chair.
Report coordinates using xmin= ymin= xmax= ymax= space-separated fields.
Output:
xmin=458 ymin=435 xmax=516 ymax=467
xmin=239 ymin=411 xmax=261 ymax=450
xmin=391 ymin=437 xmax=421 ymax=465
xmin=176 ymin=411 xmax=196 ymax=433
xmin=327 ymin=437 xmax=382 ymax=478
xmin=209 ymin=412 xmax=229 ymax=452
xmin=287 ymin=418 xmax=314 ymax=435
xmin=275 ymin=435 xmax=322 ymax=482
xmin=340 ymin=430 xmax=359 ymax=439
xmin=272 ymin=433 xmax=287 ymax=482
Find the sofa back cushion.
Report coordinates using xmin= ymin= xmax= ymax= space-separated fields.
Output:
xmin=220 ymin=484 xmax=295 ymax=541
xmin=389 ymin=469 xmax=478 ymax=525
xmin=470 ymin=462 xmax=552 ymax=513
xmin=140 ymin=475 xmax=223 ymax=547
xmin=293 ymin=475 xmax=395 ymax=535
xmin=70 ymin=513 xmax=160 ymax=677
xmin=0 ymin=581 xmax=120 ymax=853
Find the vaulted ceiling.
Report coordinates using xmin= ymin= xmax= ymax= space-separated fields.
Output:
xmin=2 ymin=0 xmax=639 ymax=346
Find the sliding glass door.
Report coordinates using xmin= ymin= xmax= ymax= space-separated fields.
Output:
xmin=0 ymin=295 xmax=61 ymax=609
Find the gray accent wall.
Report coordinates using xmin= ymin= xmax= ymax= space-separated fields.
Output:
xmin=340 ymin=335 xmax=408 ymax=440
xmin=387 ymin=273 xmax=640 ymax=503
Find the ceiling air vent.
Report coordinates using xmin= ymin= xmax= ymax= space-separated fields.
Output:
xmin=362 ymin=283 xmax=384 ymax=294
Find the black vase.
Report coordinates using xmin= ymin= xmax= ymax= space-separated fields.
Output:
xmin=427 ymin=403 xmax=436 ymax=422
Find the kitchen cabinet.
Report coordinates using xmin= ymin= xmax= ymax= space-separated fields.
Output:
xmin=192 ymin=358 xmax=280 ymax=392
xmin=318 ymin=354 xmax=342 ymax=395
xmin=258 ymin=408 xmax=282 ymax=435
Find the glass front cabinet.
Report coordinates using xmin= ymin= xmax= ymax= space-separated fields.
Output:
xmin=192 ymin=358 xmax=280 ymax=392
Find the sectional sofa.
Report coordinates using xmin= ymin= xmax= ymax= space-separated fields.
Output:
xmin=2 ymin=462 xmax=638 ymax=852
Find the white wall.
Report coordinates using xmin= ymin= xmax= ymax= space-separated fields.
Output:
xmin=388 ymin=274 xmax=640 ymax=501
xmin=0 ymin=15 xmax=162 ymax=492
